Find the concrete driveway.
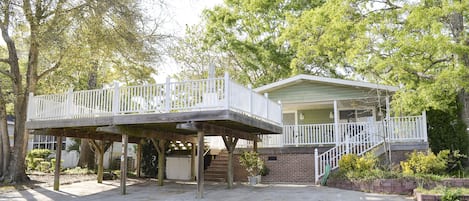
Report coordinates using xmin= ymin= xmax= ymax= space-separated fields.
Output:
xmin=0 ymin=179 xmax=413 ymax=201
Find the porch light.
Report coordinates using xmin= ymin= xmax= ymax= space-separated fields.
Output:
xmin=299 ymin=113 xmax=305 ymax=120
xmin=329 ymin=111 xmax=334 ymax=119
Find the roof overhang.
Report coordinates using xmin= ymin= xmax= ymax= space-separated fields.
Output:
xmin=254 ymin=74 xmax=399 ymax=93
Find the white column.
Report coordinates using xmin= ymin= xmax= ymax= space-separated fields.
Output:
xmin=422 ymin=110 xmax=428 ymax=142
xmin=165 ymin=77 xmax=171 ymax=112
xmin=112 ymin=82 xmax=120 ymax=115
xmin=314 ymin=148 xmax=319 ymax=184
xmin=385 ymin=96 xmax=390 ymax=120
xmin=334 ymin=100 xmax=339 ymax=145
xmin=224 ymin=72 xmax=230 ymax=109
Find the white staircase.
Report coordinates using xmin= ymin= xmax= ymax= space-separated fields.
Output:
xmin=314 ymin=122 xmax=385 ymax=182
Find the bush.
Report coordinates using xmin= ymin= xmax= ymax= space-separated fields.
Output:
xmin=400 ymin=150 xmax=448 ymax=175
xmin=239 ymin=151 xmax=264 ymax=176
xmin=339 ymin=153 xmax=377 ymax=173
xmin=26 ymin=149 xmax=53 ymax=171
xmin=441 ymin=188 xmax=462 ymax=201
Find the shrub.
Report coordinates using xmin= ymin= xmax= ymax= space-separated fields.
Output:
xmin=339 ymin=154 xmax=359 ymax=172
xmin=239 ymin=151 xmax=264 ymax=176
xmin=339 ymin=153 xmax=377 ymax=173
xmin=400 ymin=150 xmax=448 ymax=175
xmin=26 ymin=149 xmax=53 ymax=171
xmin=38 ymin=161 xmax=51 ymax=172
xmin=441 ymin=188 xmax=462 ymax=201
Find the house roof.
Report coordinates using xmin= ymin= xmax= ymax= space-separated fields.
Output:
xmin=254 ymin=74 xmax=399 ymax=93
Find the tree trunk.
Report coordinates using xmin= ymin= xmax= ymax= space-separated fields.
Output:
xmin=77 ymin=62 xmax=100 ymax=168
xmin=0 ymin=85 xmax=10 ymax=176
xmin=151 ymin=138 xmax=166 ymax=186
xmin=78 ymin=141 xmax=95 ymax=168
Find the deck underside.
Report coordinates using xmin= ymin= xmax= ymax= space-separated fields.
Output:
xmin=26 ymin=110 xmax=283 ymax=142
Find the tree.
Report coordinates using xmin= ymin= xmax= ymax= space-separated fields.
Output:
xmin=0 ymin=0 xmax=166 ymax=183
xmin=282 ymin=0 xmax=469 ymax=115
xmin=202 ymin=0 xmax=324 ymax=87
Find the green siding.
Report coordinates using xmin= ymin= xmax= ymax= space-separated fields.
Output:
xmin=298 ymin=109 xmax=334 ymax=124
xmin=268 ymin=81 xmax=373 ymax=103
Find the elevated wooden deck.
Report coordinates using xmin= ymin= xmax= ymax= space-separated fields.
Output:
xmin=26 ymin=73 xmax=283 ymax=140
xmin=25 ymin=74 xmax=283 ymax=197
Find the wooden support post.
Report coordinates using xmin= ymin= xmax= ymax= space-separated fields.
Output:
xmin=222 ymin=135 xmax=239 ymax=189
xmin=197 ymin=131 xmax=205 ymax=199
xmin=253 ymin=138 xmax=258 ymax=153
xmin=98 ymin=141 xmax=104 ymax=183
xmin=53 ymin=136 xmax=63 ymax=191
xmin=191 ymin=143 xmax=196 ymax=181
xmin=136 ymin=141 xmax=142 ymax=178
xmin=120 ymin=134 xmax=128 ymax=195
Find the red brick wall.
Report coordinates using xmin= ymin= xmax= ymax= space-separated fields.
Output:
xmin=233 ymin=153 xmax=315 ymax=183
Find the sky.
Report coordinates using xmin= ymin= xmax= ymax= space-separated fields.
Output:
xmin=152 ymin=0 xmax=223 ymax=82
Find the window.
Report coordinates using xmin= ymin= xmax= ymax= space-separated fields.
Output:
xmin=339 ymin=109 xmax=373 ymax=123
xmin=32 ymin=135 xmax=66 ymax=150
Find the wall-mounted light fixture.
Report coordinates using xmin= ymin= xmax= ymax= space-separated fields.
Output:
xmin=329 ymin=111 xmax=334 ymax=119
xmin=299 ymin=112 xmax=304 ymax=120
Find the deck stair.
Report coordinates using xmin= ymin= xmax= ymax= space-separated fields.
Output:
xmin=204 ymin=150 xmax=228 ymax=182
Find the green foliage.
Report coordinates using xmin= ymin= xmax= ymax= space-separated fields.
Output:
xmin=202 ymin=0 xmax=324 ymax=87
xmin=338 ymin=154 xmax=359 ymax=172
xmin=338 ymin=153 xmax=377 ymax=173
xmin=442 ymin=188 xmax=462 ymax=201
xmin=38 ymin=162 xmax=51 ymax=173
xmin=26 ymin=149 xmax=52 ymax=171
xmin=63 ymin=167 xmax=94 ymax=175
xmin=259 ymin=164 xmax=270 ymax=176
xmin=427 ymin=102 xmax=469 ymax=156
xmin=400 ymin=150 xmax=449 ymax=175
xmin=239 ymin=151 xmax=264 ymax=176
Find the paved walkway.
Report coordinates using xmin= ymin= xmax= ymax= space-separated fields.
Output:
xmin=0 ymin=179 xmax=413 ymax=201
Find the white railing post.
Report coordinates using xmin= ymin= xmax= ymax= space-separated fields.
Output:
xmin=278 ymin=100 xmax=283 ymax=125
xmin=333 ymin=100 xmax=339 ymax=145
xmin=66 ymin=88 xmax=73 ymax=118
xmin=248 ymin=84 xmax=252 ymax=113
xmin=27 ymin=92 xmax=34 ymax=121
xmin=224 ymin=72 xmax=230 ymax=109
xmin=314 ymin=148 xmax=319 ymax=184
xmin=422 ymin=110 xmax=428 ymax=142
xmin=165 ymin=77 xmax=171 ymax=112
xmin=345 ymin=134 xmax=350 ymax=154
xmin=264 ymin=93 xmax=269 ymax=120
xmin=112 ymin=82 xmax=120 ymax=115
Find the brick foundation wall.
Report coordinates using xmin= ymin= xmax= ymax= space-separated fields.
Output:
xmin=233 ymin=147 xmax=329 ymax=183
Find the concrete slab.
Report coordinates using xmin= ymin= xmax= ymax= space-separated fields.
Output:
xmin=0 ymin=179 xmax=413 ymax=201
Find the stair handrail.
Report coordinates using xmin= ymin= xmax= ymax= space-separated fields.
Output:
xmin=314 ymin=121 xmax=384 ymax=183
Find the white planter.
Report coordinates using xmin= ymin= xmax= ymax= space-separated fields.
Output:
xmin=248 ymin=176 xmax=258 ymax=186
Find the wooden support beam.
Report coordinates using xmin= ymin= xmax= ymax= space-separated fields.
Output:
xmin=136 ymin=140 xmax=143 ymax=178
xmin=97 ymin=126 xmax=197 ymax=143
xmin=197 ymin=131 xmax=205 ymax=199
xmin=53 ymin=135 xmax=63 ymax=191
xmin=31 ymin=128 xmax=141 ymax=143
xmin=222 ymin=135 xmax=239 ymax=189
xmin=191 ymin=143 xmax=196 ymax=181
xmin=151 ymin=138 xmax=167 ymax=186
xmin=176 ymin=122 xmax=260 ymax=141
xmin=120 ymin=134 xmax=128 ymax=195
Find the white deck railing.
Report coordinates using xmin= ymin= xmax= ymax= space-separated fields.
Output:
xmin=27 ymin=73 xmax=282 ymax=125
xmin=206 ymin=113 xmax=427 ymax=150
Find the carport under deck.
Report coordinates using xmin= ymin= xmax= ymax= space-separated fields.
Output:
xmin=25 ymin=74 xmax=282 ymax=198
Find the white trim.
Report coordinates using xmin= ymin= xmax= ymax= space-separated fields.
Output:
xmin=254 ymin=74 xmax=399 ymax=93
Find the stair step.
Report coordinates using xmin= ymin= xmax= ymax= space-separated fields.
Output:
xmin=205 ymin=177 xmax=226 ymax=182
xmin=205 ymin=169 xmax=227 ymax=174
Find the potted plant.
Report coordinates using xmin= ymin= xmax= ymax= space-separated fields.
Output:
xmin=239 ymin=151 xmax=264 ymax=185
